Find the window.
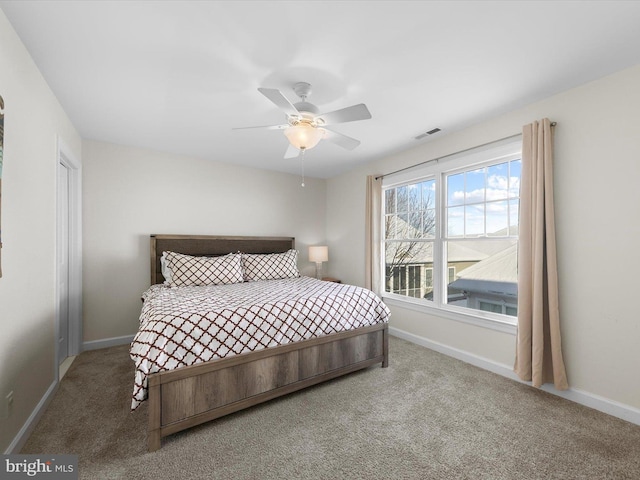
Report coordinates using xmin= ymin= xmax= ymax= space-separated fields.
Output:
xmin=382 ymin=138 xmax=521 ymax=325
xmin=385 ymin=178 xmax=435 ymax=299
xmin=479 ymin=300 xmax=518 ymax=317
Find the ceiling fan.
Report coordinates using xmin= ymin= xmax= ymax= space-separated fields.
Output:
xmin=235 ymin=82 xmax=372 ymax=159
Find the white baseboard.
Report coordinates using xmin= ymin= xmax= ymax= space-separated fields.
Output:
xmin=389 ymin=326 xmax=640 ymax=427
xmin=82 ymin=334 xmax=135 ymax=351
xmin=5 ymin=381 xmax=58 ymax=454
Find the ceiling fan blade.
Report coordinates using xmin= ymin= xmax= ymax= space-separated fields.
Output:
xmin=232 ymin=124 xmax=288 ymax=131
xmin=323 ymin=128 xmax=361 ymax=150
xmin=258 ymin=88 xmax=300 ymax=117
xmin=317 ymin=103 xmax=371 ymax=126
xmin=284 ymin=143 xmax=301 ymax=159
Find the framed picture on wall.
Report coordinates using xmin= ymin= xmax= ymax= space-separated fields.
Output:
xmin=0 ymin=94 xmax=4 ymax=277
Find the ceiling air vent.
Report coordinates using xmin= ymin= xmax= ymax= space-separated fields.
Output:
xmin=415 ymin=128 xmax=441 ymax=140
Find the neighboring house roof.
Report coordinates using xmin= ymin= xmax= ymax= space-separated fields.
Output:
xmin=448 ymin=244 xmax=518 ymax=297
xmin=385 ymin=240 xmax=491 ymax=264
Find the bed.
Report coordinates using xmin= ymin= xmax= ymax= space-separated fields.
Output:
xmin=131 ymin=234 xmax=390 ymax=451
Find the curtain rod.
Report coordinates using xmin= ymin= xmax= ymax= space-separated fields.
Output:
xmin=375 ymin=122 xmax=557 ymax=180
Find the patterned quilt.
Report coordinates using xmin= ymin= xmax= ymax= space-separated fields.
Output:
xmin=129 ymin=276 xmax=390 ymax=410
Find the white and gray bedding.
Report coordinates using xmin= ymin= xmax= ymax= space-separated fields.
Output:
xmin=129 ymin=276 xmax=390 ymax=410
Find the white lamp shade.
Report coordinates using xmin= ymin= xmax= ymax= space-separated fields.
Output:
xmin=284 ymin=124 xmax=325 ymax=150
xmin=309 ymin=246 xmax=328 ymax=263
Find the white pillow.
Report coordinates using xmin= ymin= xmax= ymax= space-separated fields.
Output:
xmin=163 ymin=251 xmax=243 ymax=287
xmin=160 ymin=251 xmax=173 ymax=284
xmin=242 ymin=249 xmax=299 ymax=281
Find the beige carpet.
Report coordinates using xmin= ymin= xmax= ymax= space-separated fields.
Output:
xmin=22 ymin=336 xmax=640 ymax=479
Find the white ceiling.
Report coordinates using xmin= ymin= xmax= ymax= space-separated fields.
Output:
xmin=2 ymin=0 xmax=640 ymax=179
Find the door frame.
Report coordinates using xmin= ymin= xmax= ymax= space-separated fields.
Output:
xmin=55 ymin=136 xmax=82 ymax=379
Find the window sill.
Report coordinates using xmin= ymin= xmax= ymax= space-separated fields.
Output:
xmin=382 ymin=294 xmax=517 ymax=335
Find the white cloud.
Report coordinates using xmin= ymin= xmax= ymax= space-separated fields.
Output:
xmin=488 ymin=174 xmax=508 ymax=190
xmin=450 ymin=175 xmax=519 ymax=204
xmin=486 ymin=201 xmax=508 ymax=213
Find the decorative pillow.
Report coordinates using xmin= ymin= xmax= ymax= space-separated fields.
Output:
xmin=160 ymin=251 xmax=173 ymax=285
xmin=164 ymin=251 xmax=243 ymax=287
xmin=242 ymin=249 xmax=299 ymax=281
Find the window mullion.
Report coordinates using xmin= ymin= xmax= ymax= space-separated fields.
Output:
xmin=483 ymin=167 xmax=487 ymax=236
xmin=433 ymin=172 xmax=444 ymax=307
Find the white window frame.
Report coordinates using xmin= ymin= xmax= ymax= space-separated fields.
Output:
xmin=381 ymin=137 xmax=521 ymax=334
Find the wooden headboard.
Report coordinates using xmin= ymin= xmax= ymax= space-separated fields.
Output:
xmin=150 ymin=234 xmax=296 ymax=285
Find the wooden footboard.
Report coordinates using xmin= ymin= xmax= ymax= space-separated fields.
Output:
xmin=147 ymin=323 xmax=389 ymax=451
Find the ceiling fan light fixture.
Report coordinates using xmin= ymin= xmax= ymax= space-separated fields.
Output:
xmin=284 ymin=124 xmax=325 ymax=150
xmin=238 ymin=82 xmax=371 ymax=160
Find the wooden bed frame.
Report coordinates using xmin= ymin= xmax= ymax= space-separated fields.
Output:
xmin=145 ymin=234 xmax=389 ymax=451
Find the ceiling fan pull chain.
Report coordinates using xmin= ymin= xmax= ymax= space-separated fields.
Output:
xmin=300 ymin=148 xmax=306 ymax=187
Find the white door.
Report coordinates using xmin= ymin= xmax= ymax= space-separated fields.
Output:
xmin=57 ymin=161 xmax=70 ymax=366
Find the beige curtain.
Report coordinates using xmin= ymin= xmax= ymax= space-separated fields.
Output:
xmin=514 ymin=118 xmax=568 ymax=390
xmin=365 ymin=175 xmax=383 ymax=294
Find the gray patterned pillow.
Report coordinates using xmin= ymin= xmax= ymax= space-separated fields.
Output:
xmin=164 ymin=251 xmax=243 ymax=287
xmin=242 ymin=249 xmax=299 ymax=281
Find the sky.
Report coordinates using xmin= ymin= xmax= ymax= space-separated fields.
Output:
xmin=447 ymin=159 xmax=521 ymax=237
